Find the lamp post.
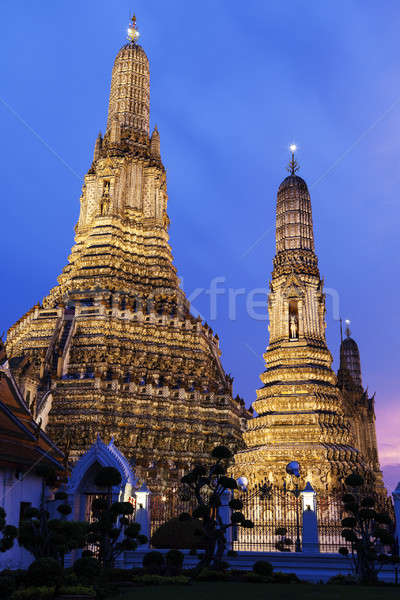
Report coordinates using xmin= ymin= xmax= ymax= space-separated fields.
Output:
xmin=283 ymin=461 xmax=302 ymax=552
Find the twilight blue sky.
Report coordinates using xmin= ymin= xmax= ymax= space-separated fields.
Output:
xmin=1 ymin=1 xmax=399 ymax=490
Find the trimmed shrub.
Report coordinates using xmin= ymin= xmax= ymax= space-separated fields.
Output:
xmin=94 ymin=466 xmax=122 ymax=488
xmin=244 ymin=572 xmax=273 ymax=583
xmin=132 ymin=574 xmax=190 ymax=585
xmin=59 ymin=585 xmax=95 ymax=596
xmin=27 ymin=558 xmax=62 ymax=587
xmin=142 ymin=551 xmax=164 ymax=575
xmin=166 ymin=549 xmax=184 ymax=575
xmin=252 ymin=560 xmax=273 ymax=577
xmin=72 ymin=556 xmax=101 ymax=581
xmin=272 ymin=571 xmax=300 ymax=583
xmin=11 ymin=587 xmax=55 ymax=600
xmin=327 ymin=574 xmax=357 ymax=585
xmin=227 ymin=549 xmax=238 ymax=557
xmin=151 ymin=517 xmax=206 ymax=549
xmin=197 ymin=568 xmax=231 ymax=581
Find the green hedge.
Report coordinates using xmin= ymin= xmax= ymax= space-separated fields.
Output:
xmin=131 ymin=575 xmax=190 ymax=585
xmin=151 ymin=518 xmax=206 ymax=549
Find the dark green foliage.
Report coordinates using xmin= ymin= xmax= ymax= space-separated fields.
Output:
xmin=151 ymin=517 xmax=206 ymax=549
xmin=252 ymin=560 xmax=273 ymax=577
xmin=211 ymin=446 xmax=232 ymax=460
xmin=0 ymin=507 xmax=17 ymax=552
xmin=244 ymin=572 xmax=273 ymax=583
xmin=275 ymin=527 xmax=293 ymax=552
xmin=345 ymin=473 xmax=364 ymax=487
xmin=35 ymin=465 xmax=57 ymax=487
xmin=342 ymin=494 xmax=355 ymax=504
xmin=143 ymin=551 xmax=164 ymax=574
xmin=227 ymin=549 xmax=238 ymax=557
xmin=178 ymin=446 xmax=253 ymax=573
xmin=92 ymin=497 xmax=108 ymax=511
xmin=342 ymin=517 xmax=356 ymax=528
xmin=27 ymin=557 xmax=62 ymax=587
xmin=178 ymin=512 xmax=191 ymax=522
xmin=229 ymin=498 xmax=243 ymax=510
xmin=231 ymin=512 xmax=245 ymax=524
xmin=56 ymin=503 xmax=72 ymax=516
xmin=218 ymin=476 xmax=237 ymax=490
xmin=88 ymin=467 xmax=145 ymax=568
xmin=327 ymin=574 xmax=357 ymax=585
xmin=18 ymin=512 xmax=88 ymax=563
xmin=272 ymin=571 xmax=300 ymax=583
xmin=54 ymin=491 xmax=68 ymax=501
xmin=72 ymin=556 xmax=101 ymax=581
xmin=340 ymin=473 xmax=396 ymax=584
xmin=197 ymin=568 xmax=231 ymax=581
xmin=11 ymin=585 xmax=95 ymax=600
xmin=166 ymin=549 xmax=184 ymax=575
xmin=131 ymin=574 xmax=190 ymax=585
xmin=94 ymin=466 xmax=122 ymax=488
xmin=11 ymin=586 xmax=56 ymax=600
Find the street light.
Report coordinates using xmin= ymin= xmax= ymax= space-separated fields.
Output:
xmin=284 ymin=461 xmax=302 ymax=552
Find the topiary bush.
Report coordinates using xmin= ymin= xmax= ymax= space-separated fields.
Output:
xmin=327 ymin=574 xmax=357 ymax=585
xmin=143 ymin=551 xmax=165 ymax=575
xmin=11 ymin=586 xmax=55 ymax=600
xmin=151 ymin=517 xmax=206 ymax=549
xmin=252 ymin=560 xmax=273 ymax=577
xmin=131 ymin=574 xmax=190 ymax=586
xmin=26 ymin=557 xmax=62 ymax=587
xmin=166 ymin=549 xmax=184 ymax=575
xmin=0 ymin=507 xmax=17 ymax=553
xmin=72 ymin=556 xmax=101 ymax=581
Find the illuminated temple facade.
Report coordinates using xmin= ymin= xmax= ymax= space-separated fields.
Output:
xmin=233 ymin=154 xmax=383 ymax=492
xmin=5 ymin=18 xmax=250 ymax=490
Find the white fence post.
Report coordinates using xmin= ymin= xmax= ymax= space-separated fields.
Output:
xmin=135 ymin=483 xmax=151 ymax=548
xmin=219 ymin=489 xmax=232 ymax=552
xmin=301 ymin=482 xmax=319 ymax=553
xmin=392 ymin=482 xmax=400 ymax=553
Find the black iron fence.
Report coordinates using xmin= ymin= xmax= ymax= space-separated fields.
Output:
xmin=149 ymin=483 xmax=395 ymax=555
xmin=150 ymin=488 xmax=197 ymax=540
xmin=233 ymin=481 xmax=302 ymax=552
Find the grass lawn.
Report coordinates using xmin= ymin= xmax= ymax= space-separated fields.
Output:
xmin=114 ymin=582 xmax=399 ymax=600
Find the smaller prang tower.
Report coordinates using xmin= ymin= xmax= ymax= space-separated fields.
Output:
xmin=233 ymin=148 xmax=365 ymax=491
xmin=337 ymin=320 xmax=384 ymax=491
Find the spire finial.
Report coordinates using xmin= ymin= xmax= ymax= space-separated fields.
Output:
xmin=287 ymin=144 xmax=300 ymax=175
xmin=344 ymin=319 xmax=351 ymax=338
xmin=339 ymin=317 xmax=343 ymax=343
xmin=127 ymin=13 xmax=140 ymax=44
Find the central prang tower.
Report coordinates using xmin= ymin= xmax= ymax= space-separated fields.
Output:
xmin=6 ymin=17 xmax=249 ymax=490
xmin=233 ymin=149 xmax=363 ymax=491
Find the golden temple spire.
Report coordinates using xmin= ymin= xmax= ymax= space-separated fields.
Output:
xmin=127 ymin=13 xmax=140 ymax=43
xmin=287 ymin=143 xmax=300 ymax=175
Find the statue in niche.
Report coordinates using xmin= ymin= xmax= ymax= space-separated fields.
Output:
xmin=100 ymin=180 xmax=111 ymax=215
xmin=289 ymin=299 xmax=299 ymax=339
xmin=290 ymin=314 xmax=298 ymax=339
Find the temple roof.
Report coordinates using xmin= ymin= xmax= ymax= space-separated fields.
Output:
xmin=278 ymin=174 xmax=309 ymax=193
xmin=0 ymin=364 xmax=65 ymax=471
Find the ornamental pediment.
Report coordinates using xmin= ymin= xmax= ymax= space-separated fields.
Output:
xmin=282 ymin=271 xmax=305 ymax=298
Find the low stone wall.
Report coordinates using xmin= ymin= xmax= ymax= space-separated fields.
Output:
xmin=123 ymin=549 xmax=398 ymax=584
